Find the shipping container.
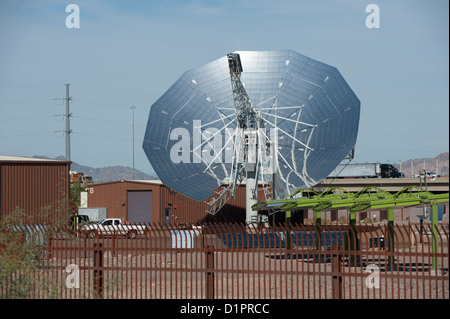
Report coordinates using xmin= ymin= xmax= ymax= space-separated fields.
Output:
xmin=327 ymin=163 xmax=402 ymax=178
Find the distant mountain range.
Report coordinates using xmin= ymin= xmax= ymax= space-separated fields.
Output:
xmin=392 ymin=152 xmax=449 ymax=177
xmin=33 ymin=152 xmax=448 ymax=184
xmin=32 ymin=155 xmax=158 ymax=183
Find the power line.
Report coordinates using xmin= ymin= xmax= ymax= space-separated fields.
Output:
xmin=0 ymin=98 xmax=61 ymax=105
xmin=0 ymin=131 xmax=62 ymax=138
xmin=73 ymin=131 xmax=135 ymax=142
xmin=71 ymin=115 xmax=146 ymax=127
xmin=71 ymin=99 xmax=147 ymax=112
xmin=0 ymin=115 xmax=63 ymax=122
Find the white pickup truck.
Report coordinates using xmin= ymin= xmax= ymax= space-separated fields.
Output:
xmin=82 ymin=218 xmax=149 ymax=239
xmin=414 ymin=172 xmax=440 ymax=180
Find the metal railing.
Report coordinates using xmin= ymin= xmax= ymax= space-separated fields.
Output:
xmin=1 ymin=222 xmax=448 ymax=299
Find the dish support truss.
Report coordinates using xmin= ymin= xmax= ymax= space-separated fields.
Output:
xmin=205 ymin=53 xmax=320 ymax=222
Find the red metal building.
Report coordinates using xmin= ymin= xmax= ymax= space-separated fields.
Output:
xmin=85 ymin=180 xmax=251 ymax=224
xmin=0 ymin=155 xmax=71 ymax=224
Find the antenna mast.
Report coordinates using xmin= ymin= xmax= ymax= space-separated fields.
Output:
xmin=227 ymin=53 xmax=262 ymax=225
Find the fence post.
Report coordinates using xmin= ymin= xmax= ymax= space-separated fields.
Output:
xmin=347 ymin=212 xmax=360 ymax=266
xmin=431 ymin=204 xmax=439 ymax=271
xmin=47 ymin=235 xmax=52 ymax=260
xmin=387 ymin=207 xmax=395 ymax=266
xmin=285 ymin=210 xmax=292 ymax=250
xmin=206 ymin=245 xmax=215 ymax=299
xmin=112 ymin=231 xmax=116 ymax=257
xmin=94 ymin=242 xmax=103 ymax=298
xmin=331 ymin=245 xmax=342 ymax=299
xmin=315 ymin=211 xmax=322 ymax=251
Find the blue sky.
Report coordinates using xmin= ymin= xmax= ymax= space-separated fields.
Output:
xmin=0 ymin=0 xmax=448 ymax=177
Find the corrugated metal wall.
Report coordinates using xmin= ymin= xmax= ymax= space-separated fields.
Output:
xmin=160 ymin=185 xmax=206 ymax=224
xmin=0 ymin=160 xmax=70 ymax=224
xmin=86 ymin=181 xmax=253 ymax=224
xmin=86 ymin=181 xmax=161 ymax=221
xmin=160 ymin=184 xmax=270 ymax=224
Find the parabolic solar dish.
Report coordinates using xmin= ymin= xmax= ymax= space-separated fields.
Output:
xmin=143 ymin=50 xmax=360 ymax=203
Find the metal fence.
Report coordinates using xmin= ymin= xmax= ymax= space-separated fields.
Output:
xmin=1 ymin=222 xmax=448 ymax=299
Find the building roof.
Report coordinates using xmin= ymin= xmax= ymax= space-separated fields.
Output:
xmin=0 ymin=155 xmax=71 ymax=164
xmin=88 ymin=179 xmax=163 ymax=187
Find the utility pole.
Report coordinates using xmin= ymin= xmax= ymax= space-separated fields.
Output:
xmin=65 ymin=84 xmax=72 ymax=162
xmin=131 ymin=105 xmax=136 ymax=179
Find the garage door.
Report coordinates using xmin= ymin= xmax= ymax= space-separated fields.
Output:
xmin=127 ymin=190 xmax=152 ymax=224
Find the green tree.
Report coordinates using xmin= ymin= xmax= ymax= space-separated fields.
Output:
xmin=0 ymin=208 xmax=41 ymax=298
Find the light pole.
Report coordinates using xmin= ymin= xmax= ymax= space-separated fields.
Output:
xmin=65 ymin=84 xmax=72 ymax=162
xmin=131 ymin=105 xmax=136 ymax=179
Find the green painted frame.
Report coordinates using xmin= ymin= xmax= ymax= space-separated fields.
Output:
xmin=253 ymin=186 xmax=449 ymax=269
